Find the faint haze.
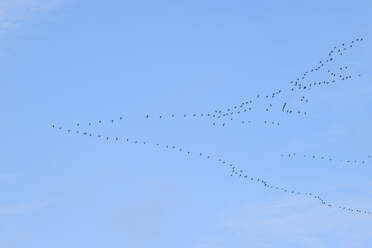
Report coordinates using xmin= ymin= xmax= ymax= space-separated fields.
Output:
xmin=0 ymin=0 xmax=68 ymax=30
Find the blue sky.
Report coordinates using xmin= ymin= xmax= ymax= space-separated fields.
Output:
xmin=1 ymin=1 xmax=372 ymax=247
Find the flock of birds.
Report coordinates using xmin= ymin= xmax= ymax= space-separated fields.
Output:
xmin=281 ymin=153 xmax=371 ymax=167
xmin=51 ymin=124 xmax=371 ymax=215
xmin=65 ymin=38 xmax=361 ymax=129
xmin=72 ymin=114 xmax=282 ymax=128
xmin=52 ymin=37 xmax=370 ymax=215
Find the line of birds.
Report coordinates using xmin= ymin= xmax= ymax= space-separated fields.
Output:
xmin=67 ymin=117 xmax=282 ymax=130
xmin=288 ymin=64 xmax=354 ymax=95
xmin=217 ymin=38 xmax=363 ymax=118
xmin=280 ymin=153 xmax=371 ymax=167
xmin=68 ymin=37 xmax=362 ymax=129
xmin=52 ymin=37 xmax=369 ymax=216
xmin=214 ymin=38 xmax=364 ymax=117
xmin=119 ymin=59 xmax=352 ymax=125
xmin=326 ymin=68 xmax=353 ymax=80
xmin=70 ymin=94 xmax=285 ymax=128
xmin=212 ymin=118 xmax=281 ymax=128
xmin=289 ymin=37 xmax=363 ymax=88
xmin=212 ymin=96 xmax=307 ymax=119
xmin=51 ymin=124 xmax=371 ymax=215
xmin=67 ymin=55 xmax=358 ymax=129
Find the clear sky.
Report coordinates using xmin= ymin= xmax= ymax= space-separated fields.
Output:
xmin=1 ymin=1 xmax=372 ymax=247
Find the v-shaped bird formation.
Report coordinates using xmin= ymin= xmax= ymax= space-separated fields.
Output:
xmin=52 ymin=37 xmax=370 ymax=215
xmin=67 ymin=38 xmax=362 ymax=130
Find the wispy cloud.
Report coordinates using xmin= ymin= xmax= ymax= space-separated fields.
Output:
xmin=0 ymin=0 xmax=68 ymax=30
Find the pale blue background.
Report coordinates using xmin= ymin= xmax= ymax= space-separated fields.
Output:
xmin=1 ymin=1 xmax=372 ymax=247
